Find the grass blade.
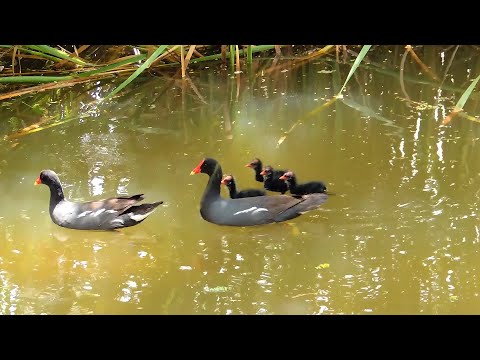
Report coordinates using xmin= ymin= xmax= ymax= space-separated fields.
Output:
xmin=247 ymin=45 xmax=253 ymax=64
xmin=336 ymin=45 xmax=372 ymax=97
xmin=443 ymin=73 xmax=480 ymax=124
xmin=0 ymin=45 xmax=63 ymax=62
xmin=25 ymin=45 xmax=91 ymax=66
xmin=186 ymin=45 xmax=276 ymax=65
xmin=454 ymin=73 xmax=480 ymax=111
xmin=230 ymin=45 xmax=235 ymax=70
xmin=303 ymin=45 xmax=335 ymax=60
xmin=103 ymin=45 xmax=168 ymax=101
xmin=0 ymin=75 xmax=75 ymax=83
xmin=77 ymin=54 xmax=147 ymax=77
xmin=0 ymin=55 xmax=146 ymax=83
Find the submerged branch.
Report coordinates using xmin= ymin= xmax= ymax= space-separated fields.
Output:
xmin=277 ymin=97 xmax=338 ymax=147
xmin=6 ymin=115 xmax=90 ymax=140
xmin=440 ymin=45 xmax=459 ymax=88
xmin=400 ymin=47 xmax=412 ymax=104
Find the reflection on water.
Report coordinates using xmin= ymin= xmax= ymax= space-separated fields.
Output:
xmin=1 ymin=46 xmax=480 ymax=314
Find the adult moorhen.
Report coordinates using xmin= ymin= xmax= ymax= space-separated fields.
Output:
xmin=191 ymin=158 xmax=328 ymax=226
xmin=279 ymin=171 xmax=327 ymax=195
xmin=34 ymin=169 xmax=163 ymax=231
xmin=221 ymin=174 xmax=266 ymax=199
xmin=260 ymin=165 xmax=289 ymax=194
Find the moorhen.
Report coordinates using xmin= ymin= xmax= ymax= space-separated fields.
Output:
xmin=34 ymin=169 xmax=163 ymax=231
xmin=279 ymin=171 xmax=327 ymax=195
xmin=245 ymin=158 xmax=265 ymax=183
xmin=221 ymin=174 xmax=266 ymax=199
xmin=260 ymin=165 xmax=289 ymax=194
xmin=191 ymin=158 xmax=328 ymax=226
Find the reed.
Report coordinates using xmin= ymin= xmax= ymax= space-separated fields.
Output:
xmin=0 ymin=45 xmax=281 ymax=100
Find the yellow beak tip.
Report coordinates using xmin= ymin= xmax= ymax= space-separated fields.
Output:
xmin=190 ymin=171 xmax=196 ymax=175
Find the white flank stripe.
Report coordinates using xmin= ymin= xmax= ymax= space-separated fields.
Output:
xmin=233 ymin=207 xmax=268 ymax=215
xmin=93 ymin=208 xmax=106 ymax=217
xmin=77 ymin=211 xmax=92 ymax=218
xmin=252 ymin=208 xmax=268 ymax=214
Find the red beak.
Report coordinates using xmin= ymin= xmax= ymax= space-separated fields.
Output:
xmin=190 ymin=159 xmax=205 ymax=175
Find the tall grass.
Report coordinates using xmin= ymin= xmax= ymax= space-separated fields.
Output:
xmin=0 ymin=45 xmax=281 ymax=100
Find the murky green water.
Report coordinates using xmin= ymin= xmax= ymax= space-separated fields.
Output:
xmin=2 ymin=47 xmax=480 ymax=314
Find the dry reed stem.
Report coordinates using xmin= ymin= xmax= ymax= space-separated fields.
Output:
xmin=180 ymin=45 xmax=186 ymax=78
xmin=275 ymin=45 xmax=282 ymax=56
xmin=235 ymin=45 xmax=241 ymax=73
xmin=406 ymin=45 xmax=440 ymax=82
xmin=184 ymin=45 xmax=196 ymax=71
xmin=11 ymin=46 xmax=18 ymax=75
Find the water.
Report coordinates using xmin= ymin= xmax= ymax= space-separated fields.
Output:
xmin=1 ymin=47 xmax=480 ymax=314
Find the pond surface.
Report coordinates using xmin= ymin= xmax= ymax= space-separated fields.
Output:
xmin=1 ymin=46 xmax=480 ymax=314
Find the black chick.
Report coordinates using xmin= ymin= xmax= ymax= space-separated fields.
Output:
xmin=260 ymin=165 xmax=289 ymax=194
xmin=279 ymin=171 xmax=327 ymax=195
xmin=221 ymin=174 xmax=266 ymax=199
xmin=245 ymin=158 xmax=264 ymax=183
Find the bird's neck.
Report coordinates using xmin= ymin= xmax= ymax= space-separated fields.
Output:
xmin=49 ymin=182 xmax=65 ymax=212
xmin=264 ymin=174 xmax=273 ymax=185
xmin=287 ymin=175 xmax=298 ymax=190
xmin=254 ymin=163 xmax=263 ymax=180
xmin=228 ymin=181 xmax=238 ymax=198
xmin=203 ymin=163 xmax=222 ymax=202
